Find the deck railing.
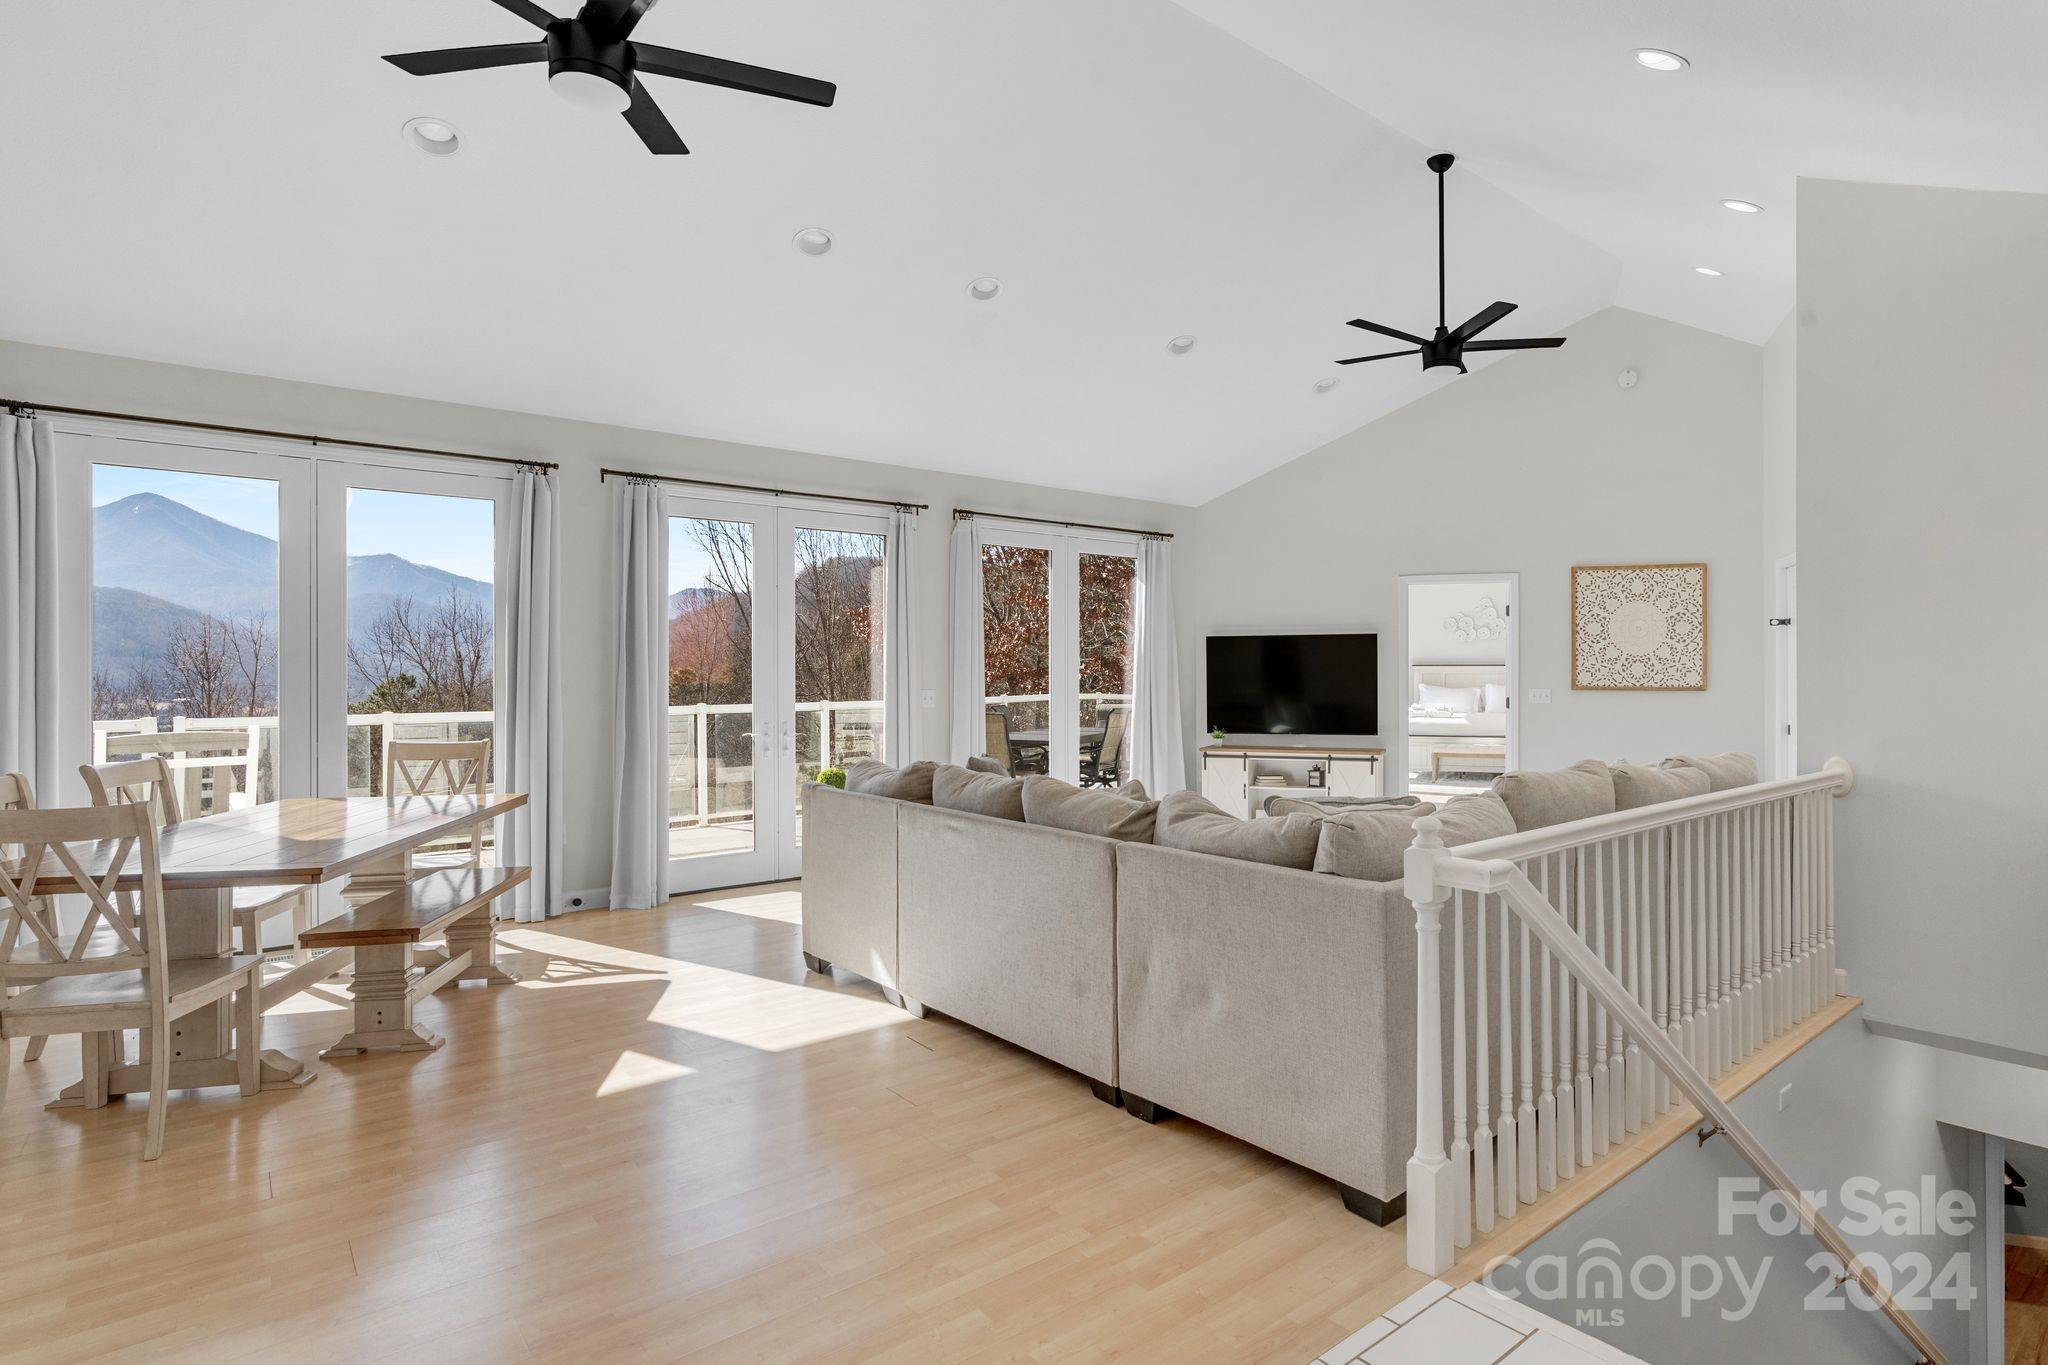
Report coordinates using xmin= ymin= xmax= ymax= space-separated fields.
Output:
xmin=1402 ymin=759 xmax=1942 ymax=1363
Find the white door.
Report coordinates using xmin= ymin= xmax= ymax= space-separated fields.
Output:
xmin=59 ymin=430 xmax=315 ymax=808
xmin=1773 ymin=558 xmax=1797 ymax=779
xmin=314 ymin=461 xmax=511 ymax=878
xmin=665 ymin=496 xmax=781 ymax=891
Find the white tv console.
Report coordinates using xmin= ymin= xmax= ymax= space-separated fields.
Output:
xmin=1198 ymin=744 xmax=1385 ymax=819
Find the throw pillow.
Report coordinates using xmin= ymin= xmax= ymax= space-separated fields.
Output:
xmin=1020 ymin=776 xmax=1158 ymax=843
xmin=1312 ymin=802 xmax=1440 ymax=882
xmin=932 ymin=763 xmax=1027 ymax=821
xmin=844 ymin=758 xmax=937 ymax=804
xmin=1612 ymin=761 xmax=1711 ymax=810
xmin=1266 ymin=794 xmax=1422 ymax=818
xmin=966 ymin=754 xmax=1008 ymax=775
xmin=1431 ymin=791 xmax=1516 ymax=846
xmin=1155 ymin=791 xmax=1320 ymax=869
xmin=1659 ymin=752 xmax=1758 ymax=792
xmin=1492 ymin=759 xmax=1615 ymax=831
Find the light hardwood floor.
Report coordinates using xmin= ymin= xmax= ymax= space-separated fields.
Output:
xmin=0 ymin=883 xmax=1428 ymax=1363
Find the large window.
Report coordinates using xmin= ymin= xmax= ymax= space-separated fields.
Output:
xmin=978 ymin=527 xmax=1137 ymax=784
xmin=667 ymin=513 xmax=759 ymax=865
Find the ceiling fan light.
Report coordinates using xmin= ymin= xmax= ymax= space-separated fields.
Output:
xmin=1632 ymin=48 xmax=1689 ymax=72
xmin=549 ymin=68 xmax=632 ymax=113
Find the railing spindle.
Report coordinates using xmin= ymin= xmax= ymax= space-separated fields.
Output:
xmin=1536 ymin=856 xmax=1558 ymax=1191
xmin=1451 ymin=886 xmax=1472 ymax=1248
xmin=1498 ymin=889 xmax=1518 ymax=1219
xmin=1516 ymin=866 xmax=1538 ymax=1202
xmin=1574 ymin=848 xmax=1593 ymax=1169
xmin=1474 ymin=890 xmax=1496 ymax=1234
xmin=1553 ymin=852 xmax=1577 ymax=1181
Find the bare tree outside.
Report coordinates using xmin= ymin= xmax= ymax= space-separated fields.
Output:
xmin=347 ymin=590 xmax=494 ymax=713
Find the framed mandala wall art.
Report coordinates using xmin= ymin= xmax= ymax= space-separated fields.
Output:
xmin=1570 ymin=563 xmax=1708 ymax=690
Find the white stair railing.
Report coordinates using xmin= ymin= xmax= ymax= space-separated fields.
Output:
xmin=1403 ymin=759 xmax=1941 ymax=1365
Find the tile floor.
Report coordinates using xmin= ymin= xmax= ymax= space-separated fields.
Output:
xmin=1310 ymin=1279 xmax=1647 ymax=1365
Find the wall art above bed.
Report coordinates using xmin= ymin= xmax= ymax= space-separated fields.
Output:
xmin=1570 ymin=562 xmax=1707 ymax=690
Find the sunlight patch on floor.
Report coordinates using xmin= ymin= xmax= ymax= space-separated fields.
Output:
xmin=596 ymin=1048 xmax=697 ymax=1097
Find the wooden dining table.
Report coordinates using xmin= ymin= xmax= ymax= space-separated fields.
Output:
xmin=28 ymin=792 xmax=526 ymax=1108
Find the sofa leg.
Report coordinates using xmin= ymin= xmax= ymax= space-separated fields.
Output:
xmin=802 ymin=952 xmax=831 ymax=975
xmin=1338 ymin=1185 xmax=1407 ymax=1227
xmin=891 ymin=993 xmax=927 ymax=1019
xmin=1089 ymin=1080 xmax=1122 ymax=1108
xmin=1121 ymin=1093 xmax=1176 ymax=1125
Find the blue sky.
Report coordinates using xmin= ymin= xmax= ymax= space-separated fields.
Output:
xmin=93 ymin=465 xmax=496 ymax=583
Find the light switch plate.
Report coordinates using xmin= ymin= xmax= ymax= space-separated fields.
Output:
xmin=1528 ymin=689 xmax=1552 ymax=704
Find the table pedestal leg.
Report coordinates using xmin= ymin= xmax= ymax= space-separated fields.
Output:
xmin=320 ymin=942 xmax=443 ymax=1057
xmin=443 ymin=907 xmax=516 ymax=986
xmin=49 ymin=886 xmax=313 ymax=1108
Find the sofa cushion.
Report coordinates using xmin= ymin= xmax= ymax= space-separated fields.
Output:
xmin=1432 ymin=791 xmax=1516 ymax=846
xmin=1156 ymin=791 xmax=1320 ymax=869
xmin=931 ymin=763 xmax=1027 ymax=821
xmin=966 ymin=754 xmax=1007 ymax=775
xmin=1266 ymin=794 xmax=1422 ymax=818
xmin=1659 ymin=752 xmax=1758 ymax=792
xmin=844 ymin=758 xmax=937 ymax=804
xmin=1612 ymin=761 xmax=1712 ymax=810
xmin=1021 ymin=776 xmax=1158 ymax=843
xmin=1492 ymin=759 xmax=1615 ymax=831
xmin=1312 ymin=802 xmax=1439 ymax=882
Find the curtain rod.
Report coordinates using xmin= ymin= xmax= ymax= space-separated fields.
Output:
xmin=600 ymin=467 xmax=925 ymax=512
xmin=953 ymin=507 xmax=1172 ymax=540
xmin=3 ymin=399 xmax=560 ymax=471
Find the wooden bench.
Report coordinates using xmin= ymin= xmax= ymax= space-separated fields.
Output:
xmin=302 ymin=865 xmax=529 ymax=1058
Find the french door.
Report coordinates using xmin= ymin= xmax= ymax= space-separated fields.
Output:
xmin=665 ymin=494 xmax=892 ymax=891
xmin=978 ymin=523 xmax=1138 ymax=784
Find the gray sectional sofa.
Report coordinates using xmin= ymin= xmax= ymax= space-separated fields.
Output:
xmin=799 ymin=751 xmax=1757 ymax=1225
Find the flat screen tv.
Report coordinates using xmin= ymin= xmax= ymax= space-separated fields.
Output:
xmin=1206 ymin=633 xmax=1378 ymax=736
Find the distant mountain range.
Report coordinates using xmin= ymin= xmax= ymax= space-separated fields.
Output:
xmin=91 ymin=492 xmax=493 ymax=681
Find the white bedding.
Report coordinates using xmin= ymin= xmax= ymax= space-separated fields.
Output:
xmin=1407 ymin=708 xmax=1510 ymax=738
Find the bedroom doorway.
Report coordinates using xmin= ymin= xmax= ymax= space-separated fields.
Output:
xmin=1396 ymin=573 xmax=1519 ymax=799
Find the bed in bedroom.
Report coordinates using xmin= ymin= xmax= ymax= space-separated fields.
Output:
xmin=1406 ymin=663 xmax=1511 ymax=783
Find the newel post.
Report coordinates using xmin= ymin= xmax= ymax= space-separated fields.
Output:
xmin=1404 ymin=814 xmax=1457 ymax=1276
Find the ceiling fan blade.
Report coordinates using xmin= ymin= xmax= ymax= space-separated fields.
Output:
xmin=634 ymin=44 xmax=837 ymax=106
xmin=622 ymin=78 xmax=689 ymax=154
xmin=489 ymin=0 xmax=559 ymax=29
xmin=1450 ymin=300 xmax=1516 ymax=343
xmin=1346 ymin=318 xmax=1428 ymax=346
xmin=1462 ymin=337 xmax=1567 ymax=351
xmin=579 ymin=0 xmax=660 ymax=37
xmin=384 ymin=42 xmax=548 ymax=76
xmin=1334 ymin=349 xmax=1420 ymax=365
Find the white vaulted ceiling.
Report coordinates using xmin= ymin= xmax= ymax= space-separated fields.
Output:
xmin=4 ymin=3 xmax=2040 ymax=503
xmin=1175 ymin=0 xmax=2048 ymax=345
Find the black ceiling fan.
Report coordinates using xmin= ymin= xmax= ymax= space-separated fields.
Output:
xmin=1336 ymin=153 xmax=1565 ymax=373
xmin=382 ymin=0 xmax=835 ymax=156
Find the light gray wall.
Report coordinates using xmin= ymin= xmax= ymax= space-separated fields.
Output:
xmin=1797 ymin=177 xmax=2048 ymax=1057
xmin=1498 ymin=1013 xmax=1974 ymax=1364
xmin=0 ymin=338 xmax=1185 ymax=899
xmin=1177 ymin=306 xmax=1774 ymax=777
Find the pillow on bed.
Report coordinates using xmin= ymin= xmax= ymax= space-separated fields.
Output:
xmin=1482 ymin=681 xmax=1509 ymax=713
xmin=1416 ymin=682 xmax=1482 ymax=714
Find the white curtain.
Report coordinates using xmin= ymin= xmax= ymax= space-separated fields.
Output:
xmin=1131 ymin=535 xmax=1187 ymax=795
xmin=607 ymin=479 xmax=670 ymax=910
xmin=883 ymin=506 xmax=920 ymax=765
xmin=497 ymin=467 xmax=562 ymax=922
xmin=947 ymin=515 xmax=985 ymax=764
xmin=0 ymin=413 xmax=59 ymax=798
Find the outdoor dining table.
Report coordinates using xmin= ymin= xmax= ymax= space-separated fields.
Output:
xmin=26 ymin=792 xmax=525 ymax=1108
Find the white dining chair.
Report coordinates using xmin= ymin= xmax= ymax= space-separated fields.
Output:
xmin=384 ymin=739 xmax=492 ymax=870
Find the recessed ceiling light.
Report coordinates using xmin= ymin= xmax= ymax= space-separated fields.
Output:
xmin=1313 ymin=377 xmax=1338 ymax=394
xmin=1720 ymin=198 xmax=1764 ymax=214
xmin=793 ymin=227 xmax=834 ymax=256
xmin=967 ymin=276 xmax=1003 ymax=301
xmin=401 ymin=116 xmax=462 ymax=157
xmin=1632 ymin=49 xmax=1689 ymax=72
xmin=1167 ymin=334 xmax=1197 ymax=355
xmin=1694 ymin=266 xmax=1724 ymax=277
